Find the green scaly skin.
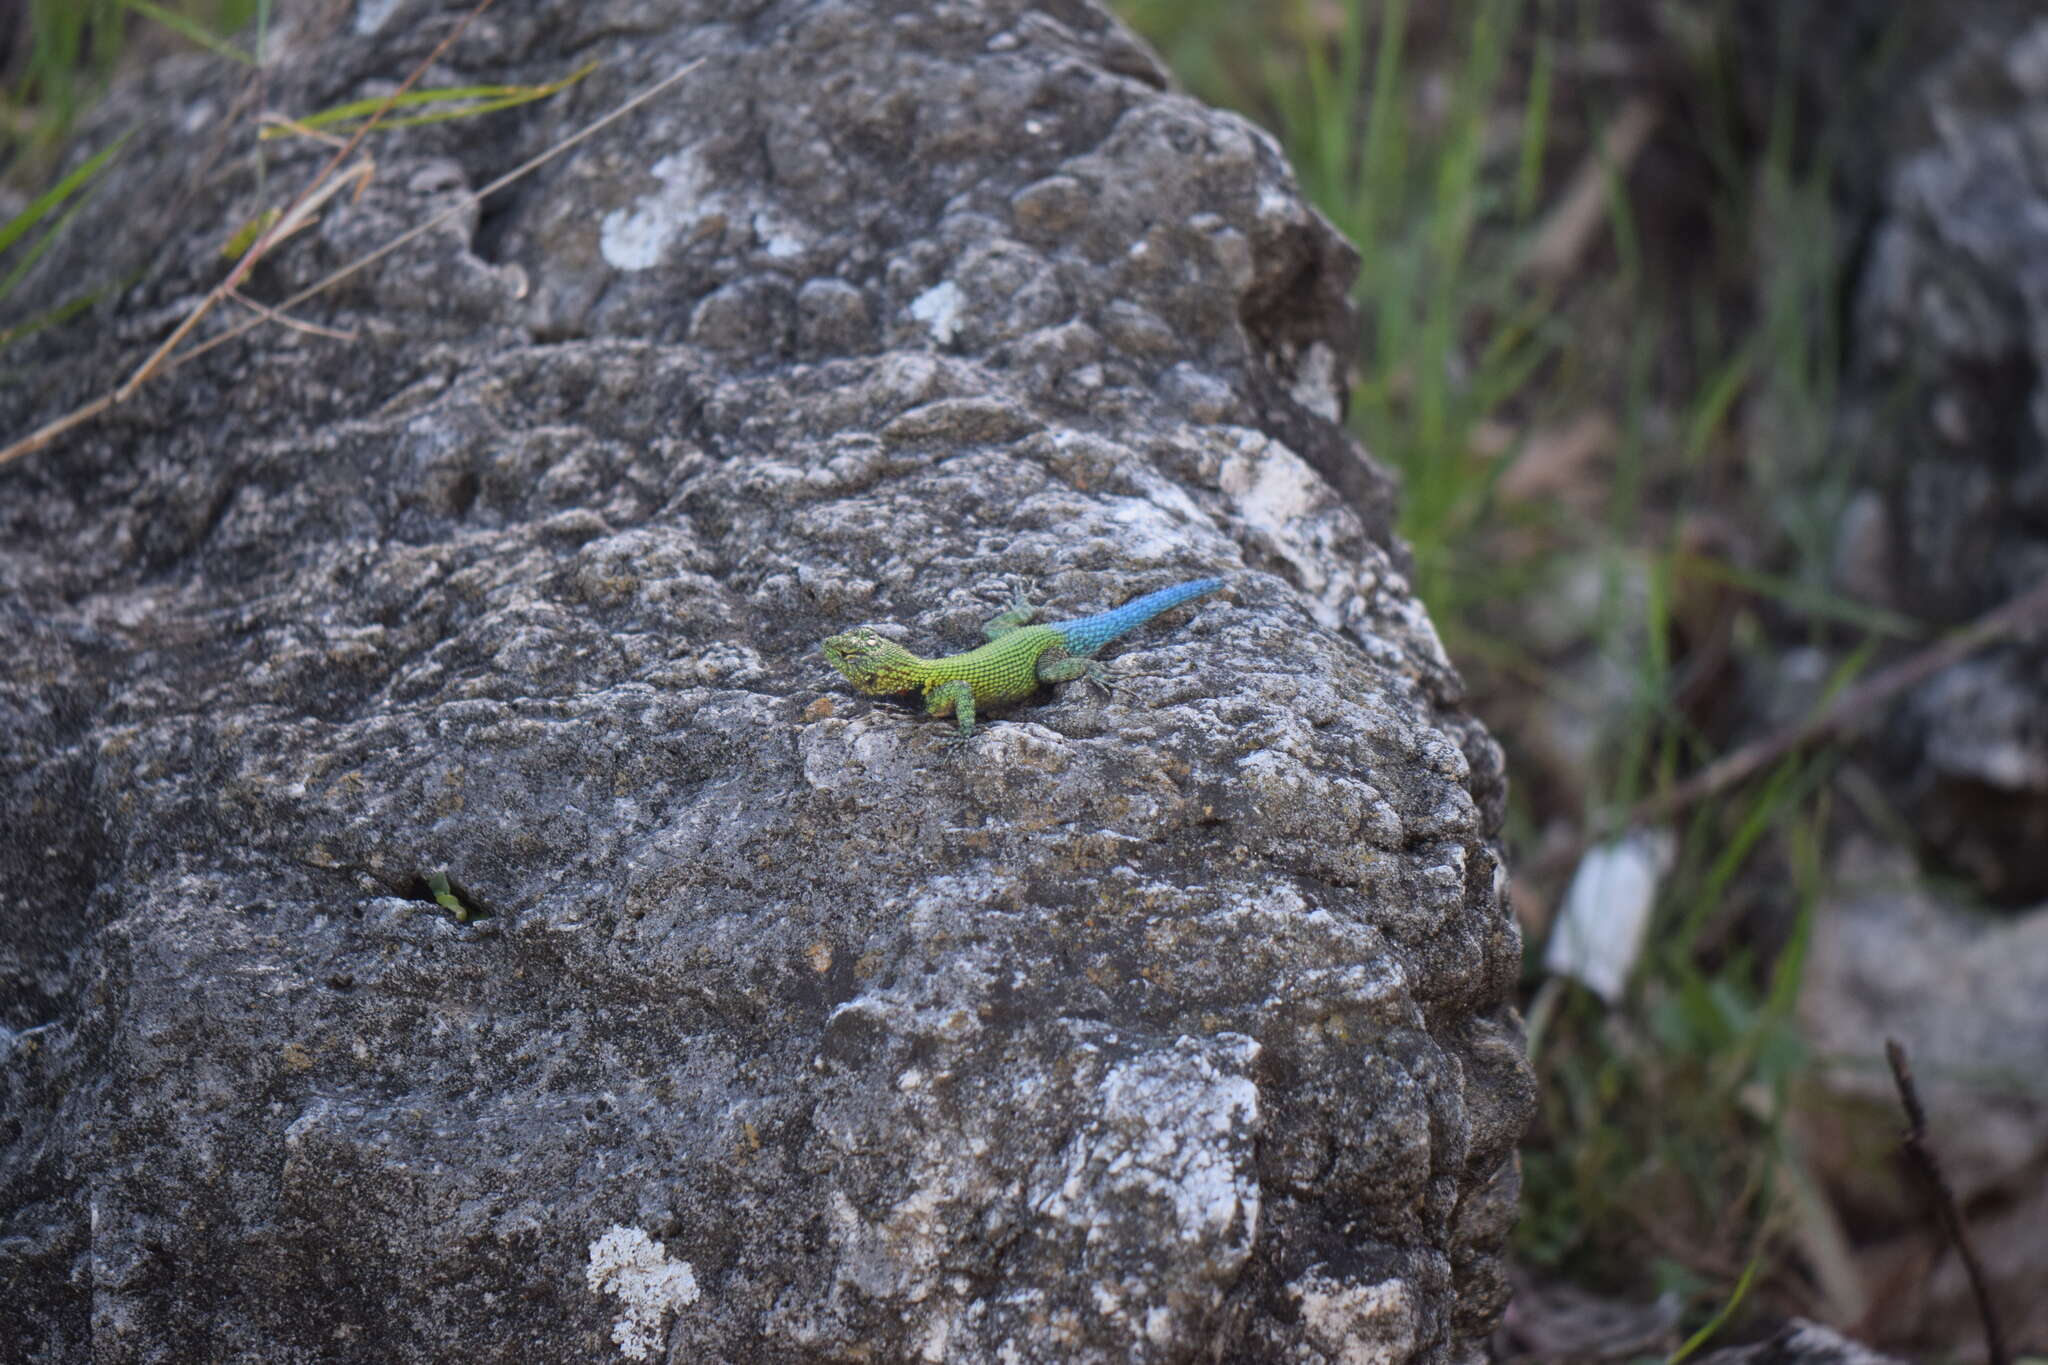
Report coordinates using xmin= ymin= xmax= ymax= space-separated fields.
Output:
xmin=821 ymin=582 xmax=1219 ymax=738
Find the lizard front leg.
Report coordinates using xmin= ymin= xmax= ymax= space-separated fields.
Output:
xmin=981 ymin=590 xmax=1038 ymax=640
xmin=924 ymin=679 xmax=979 ymax=738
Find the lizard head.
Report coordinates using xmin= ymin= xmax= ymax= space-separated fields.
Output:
xmin=821 ymin=627 xmax=925 ymax=695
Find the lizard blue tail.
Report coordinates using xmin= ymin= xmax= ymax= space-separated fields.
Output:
xmin=1051 ymin=577 xmax=1226 ymax=656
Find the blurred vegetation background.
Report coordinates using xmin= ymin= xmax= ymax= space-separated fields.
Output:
xmin=1112 ymin=0 xmax=1933 ymax=1356
xmin=0 ymin=0 xmax=1996 ymax=1357
xmin=2 ymin=0 xmax=265 ymax=153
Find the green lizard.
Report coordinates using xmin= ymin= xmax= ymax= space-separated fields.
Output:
xmin=820 ymin=577 xmax=1226 ymax=738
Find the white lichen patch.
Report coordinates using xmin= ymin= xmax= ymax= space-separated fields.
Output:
xmin=1289 ymin=1272 xmax=1417 ymax=1365
xmin=1217 ymin=431 xmax=1320 ymax=527
xmin=1028 ymin=1033 xmax=1263 ymax=1345
xmin=586 ymin=1225 xmax=701 ymax=1360
xmin=1097 ymin=1041 xmax=1261 ymax=1244
xmin=1215 ymin=429 xmax=1339 ymax=611
xmin=1290 ymin=342 xmax=1343 ymax=422
xmin=602 ymin=148 xmax=721 ymax=272
xmin=753 ymin=210 xmax=809 ymax=259
xmin=1106 ymin=496 xmax=1200 ymax=565
xmin=353 ymin=0 xmax=405 ymax=35
xmin=909 ymin=281 xmax=965 ymax=344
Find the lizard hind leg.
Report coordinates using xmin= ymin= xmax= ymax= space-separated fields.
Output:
xmin=925 ymin=679 xmax=979 ymax=738
xmin=1036 ymin=648 xmax=1117 ymax=696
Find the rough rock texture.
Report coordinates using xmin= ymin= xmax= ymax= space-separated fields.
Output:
xmin=0 ymin=2 xmax=1528 ymax=1362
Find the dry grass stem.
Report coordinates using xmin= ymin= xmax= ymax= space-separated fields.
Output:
xmin=1885 ymin=1039 xmax=2009 ymax=1365
xmin=1636 ymin=574 xmax=2048 ymax=825
xmin=260 ymin=114 xmax=351 ymax=148
xmin=0 ymin=53 xmax=703 ymax=470
xmin=112 ymin=0 xmax=503 ymax=405
xmin=227 ymin=288 xmax=358 ymax=341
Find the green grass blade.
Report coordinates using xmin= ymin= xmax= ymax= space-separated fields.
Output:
xmin=0 ymin=128 xmax=131 ymax=260
xmin=1668 ymin=553 xmax=1925 ymax=639
xmin=1668 ymin=1252 xmax=1760 ymax=1362
xmin=1515 ymin=28 xmax=1552 ymax=221
xmin=0 ymin=277 xmax=122 ymax=348
xmin=1359 ymin=0 xmax=1410 ymax=245
xmin=267 ymin=61 xmax=597 ymax=138
xmin=0 ymin=177 xmax=101 ymax=303
xmin=121 ymin=0 xmax=255 ymax=65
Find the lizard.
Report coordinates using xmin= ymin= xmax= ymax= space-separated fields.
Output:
xmin=820 ymin=577 xmax=1226 ymax=738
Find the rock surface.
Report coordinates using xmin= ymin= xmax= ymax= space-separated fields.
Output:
xmin=0 ymin=2 xmax=1528 ymax=1361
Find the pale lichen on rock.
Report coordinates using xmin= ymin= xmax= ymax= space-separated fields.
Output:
xmin=587 ymin=1225 xmax=703 ymax=1361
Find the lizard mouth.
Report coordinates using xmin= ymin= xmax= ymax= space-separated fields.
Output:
xmin=821 ymin=630 xmax=894 ymax=691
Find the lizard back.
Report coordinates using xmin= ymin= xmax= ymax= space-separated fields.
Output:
xmin=918 ymin=623 xmax=1065 ymax=706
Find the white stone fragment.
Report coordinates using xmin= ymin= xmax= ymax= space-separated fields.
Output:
xmin=1544 ymin=826 xmax=1676 ymax=1002
xmin=353 ymin=0 xmax=404 ymax=35
xmin=601 ymin=149 xmax=719 ymax=272
xmin=1289 ymin=1272 xmax=1417 ymax=1365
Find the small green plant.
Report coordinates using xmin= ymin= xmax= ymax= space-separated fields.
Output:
xmin=424 ymin=870 xmax=487 ymax=922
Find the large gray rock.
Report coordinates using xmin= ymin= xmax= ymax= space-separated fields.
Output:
xmin=0 ymin=2 xmax=1528 ymax=1361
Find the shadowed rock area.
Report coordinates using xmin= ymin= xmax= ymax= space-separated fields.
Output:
xmin=0 ymin=2 xmax=1529 ymax=1360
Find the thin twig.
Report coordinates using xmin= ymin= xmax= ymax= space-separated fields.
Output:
xmin=227 ymin=288 xmax=358 ymax=341
xmin=259 ymin=113 xmax=351 ymax=148
xmin=113 ymin=0 xmax=501 ymax=403
xmin=261 ymin=156 xmax=376 ymax=244
xmin=162 ymin=58 xmax=702 ymax=370
xmin=1635 ymin=575 xmax=2048 ymax=825
xmin=1885 ymin=1038 xmax=2009 ymax=1365
xmin=0 ymin=58 xmax=701 ymax=469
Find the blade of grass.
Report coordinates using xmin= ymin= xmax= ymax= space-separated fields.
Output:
xmin=0 ymin=177 xmax=105 ymax=302
xmin=110 ymin=0 xmax=503 ymax=405
xmin=1668 ymin=552 xmax=1924 ymax=639
xmin=1514 ymin=27 xmax=1552 ymax=221
xmin=0 ymin=56 xmax=703 ymax=467
xmin=121 ymin=0 xmax=256 ymax=65
xmin=0 ymin=274 xmax=134 ymax=348
xmin=1680 ymin=331 xmax=1758 ymax=466
xmin=0 ymin=129 xmax=132 ymax=261
xmin=221 ymin=207 xmax=282 ymax=259
xmin=1663 ymin=1207 xmax=1759 ymax=1363
xmin=262 ymin=61 xmax=597 ymax=139
xmin=1359 ymin=0 xmax=1410 ymax=246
